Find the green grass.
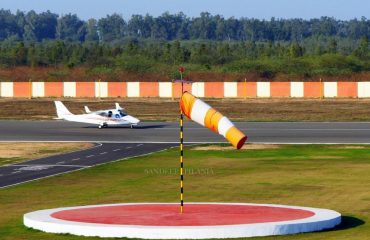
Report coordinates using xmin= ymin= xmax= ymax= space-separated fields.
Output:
xmin=0 ymin=144 xmax=369 ymax=239
xmin=0 ymin=157 xmax=24 ymax=166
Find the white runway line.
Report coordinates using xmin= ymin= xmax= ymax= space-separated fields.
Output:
xmin=53 ymin=165 xmax=89 ymax=168
xmin=86 ymin=155 xmax=95 ymax=158
xmin=137 ymin=144 xmax=143 ymax=147
xmin=113 ymin=149 xmax=121 ymax=151
xmin=57 ymin=161 xmax=65 ymax=164
xmin=71 ymin=158 xmax=80 ymax=161
xmin=126 ymin=147 xmax=132 ymax=149
xmin=100 ymin=152 xmax=108 ymax=155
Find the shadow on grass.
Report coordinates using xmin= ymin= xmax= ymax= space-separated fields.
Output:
xmin=333 ymin=216 xmax=365 ymax=231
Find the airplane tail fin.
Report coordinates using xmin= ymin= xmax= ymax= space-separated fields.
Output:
xmin=54 ymin=101 xmax=73 ymax=119
xmin=115 ymin=103 xmax=124 ymax=110
xmin=84 ymin=106 xmax=91 ymax=113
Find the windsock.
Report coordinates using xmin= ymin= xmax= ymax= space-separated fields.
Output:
xmin=180 ymin=92 xmax=247 ymax=149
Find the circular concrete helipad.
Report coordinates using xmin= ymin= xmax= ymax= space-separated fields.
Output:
xmin=24 ymin=203 xmax=341 ymax=239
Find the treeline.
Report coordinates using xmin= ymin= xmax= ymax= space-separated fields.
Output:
xmin=0 ymin=9 xmax=369 ymax=42
xmin=1 ymin=37 xmax=368 ymax=77
xmin=0 ymin=9 xmax=369 ymax=78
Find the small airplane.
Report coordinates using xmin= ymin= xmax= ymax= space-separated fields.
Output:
xmin=54 ymin=101 xmax=140 ymax=129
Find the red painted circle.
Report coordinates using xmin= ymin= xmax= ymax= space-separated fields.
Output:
xmin=51 ymin=204 xmax=315 ymax=226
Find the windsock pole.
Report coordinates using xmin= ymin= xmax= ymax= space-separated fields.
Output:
xmin=180 ymin=105 xmax=184 ymax=213
xmin=179 ymin=66 xmax=185 ymax=214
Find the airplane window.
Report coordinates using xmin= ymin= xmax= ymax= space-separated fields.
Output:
xmin=108 ymin=111 xmax=113 ymax=118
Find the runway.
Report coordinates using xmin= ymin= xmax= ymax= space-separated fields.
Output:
xmin=1 ymin=120 xmax=370 ymax=188
xmin=1 ymin=120 xmax=370 ymax=144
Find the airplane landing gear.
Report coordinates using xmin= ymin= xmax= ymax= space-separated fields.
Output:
xmin=99 ymin=123 xmax=108 ymax=129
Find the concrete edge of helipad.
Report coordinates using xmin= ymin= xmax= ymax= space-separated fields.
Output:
xmin=23 ymin=203 xmax=341 ymax=239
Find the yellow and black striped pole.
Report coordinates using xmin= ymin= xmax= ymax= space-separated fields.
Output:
xmin=180 ymin=107 xmax=184 ymax=213
xmin=179 ymin=67 xmax=185 ymax=214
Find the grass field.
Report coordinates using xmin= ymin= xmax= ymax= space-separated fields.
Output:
xmin=2 ymin=98 xmax=370 ymax=122
xmin=0 ymin=144 xmax=369 ymax=240
xmin=0 ymin=142 xmax=93 ymax=166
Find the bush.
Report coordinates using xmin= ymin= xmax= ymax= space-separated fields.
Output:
xmin=116 ymin=55 xmax=155 ymax=73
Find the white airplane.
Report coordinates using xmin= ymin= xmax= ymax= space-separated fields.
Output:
xmin=54 ymin=101 xmax=140 ymax=129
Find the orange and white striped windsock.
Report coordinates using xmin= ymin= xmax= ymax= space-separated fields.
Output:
xmin=180 ymin=92 xmax=247 ymax=149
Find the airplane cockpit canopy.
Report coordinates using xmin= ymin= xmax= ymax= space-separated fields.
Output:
xmin=118 ymin=109 xmax=127 ymax=117
xmin=97 ymin=110 xmax=126 ymax=118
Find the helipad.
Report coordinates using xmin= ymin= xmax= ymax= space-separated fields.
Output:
xmin=24 ymin=203 xmax=341 ymax=239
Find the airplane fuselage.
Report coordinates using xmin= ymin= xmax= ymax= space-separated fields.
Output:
xmin=55 ymin=101 xmax=140 ymax=128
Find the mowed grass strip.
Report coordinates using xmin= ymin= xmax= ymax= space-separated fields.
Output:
xmin=0 ymin=144 xmax=369 ymax=240
xmin=0 ymin=142 xmax=93 ymax=166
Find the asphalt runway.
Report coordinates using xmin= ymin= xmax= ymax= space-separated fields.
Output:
xmin=1 ymin=120 xmax=370 ymax=143
xmin=0 ymin=142 xmax=176 ymax=188
xmin=2 ymin=120 xmax=370 ymax=188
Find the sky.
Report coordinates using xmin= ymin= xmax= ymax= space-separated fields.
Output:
xmin=1 ymin=0 xmax=369 ymax=20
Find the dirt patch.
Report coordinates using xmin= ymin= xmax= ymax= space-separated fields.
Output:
xmin=192 ymin=144 xmax=280 ymax=151
xmin=2 ymin=98 xmax=370 ymax=122
xmin=309 ymin=156 xmax=345 ymax=160
xmin=335 ymin=146 xmax=367 ymax=149
xmin=0 ymin=142 xmax=93 ymax=163
xmin=2 ymin=66 xmax=370 ymax=82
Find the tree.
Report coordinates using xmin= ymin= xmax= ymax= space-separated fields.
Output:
xmin=98 ymin=14 xmax=126 ymax=42
xmin=56 ymin=14 xmax=86 ymax=42
xmin=353 ymin=36 xmax=369 ymax=59
xmin=14 ymin=42 xmax=27 ymax=64
xmin=289 ymin=42 xmax=304 ymax=58
xmin=49 ymin=40 xmax=66 ymax=67
xmin=27 ymin=43 xmax=37 ymax=67
xmin=328 ymin=38 xmax=338 ymax=53
xmin=24 ymin=11 xmax=58 ymax=42
xmin=128 ymin=15 xmax=145 ymax=38
xmin=85 ymin=19 xmax=99 ymax=42
xmin=0 ymin=9 xmax=23 ymax=40
xmin=190 ymin=12 xmax=217 ymax=39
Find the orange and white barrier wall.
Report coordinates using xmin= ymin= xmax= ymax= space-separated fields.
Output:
xmin=180 ymin=92 xmax=247 ymax=149
xmin=0 ymin=81 xmax=368 ymax=98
